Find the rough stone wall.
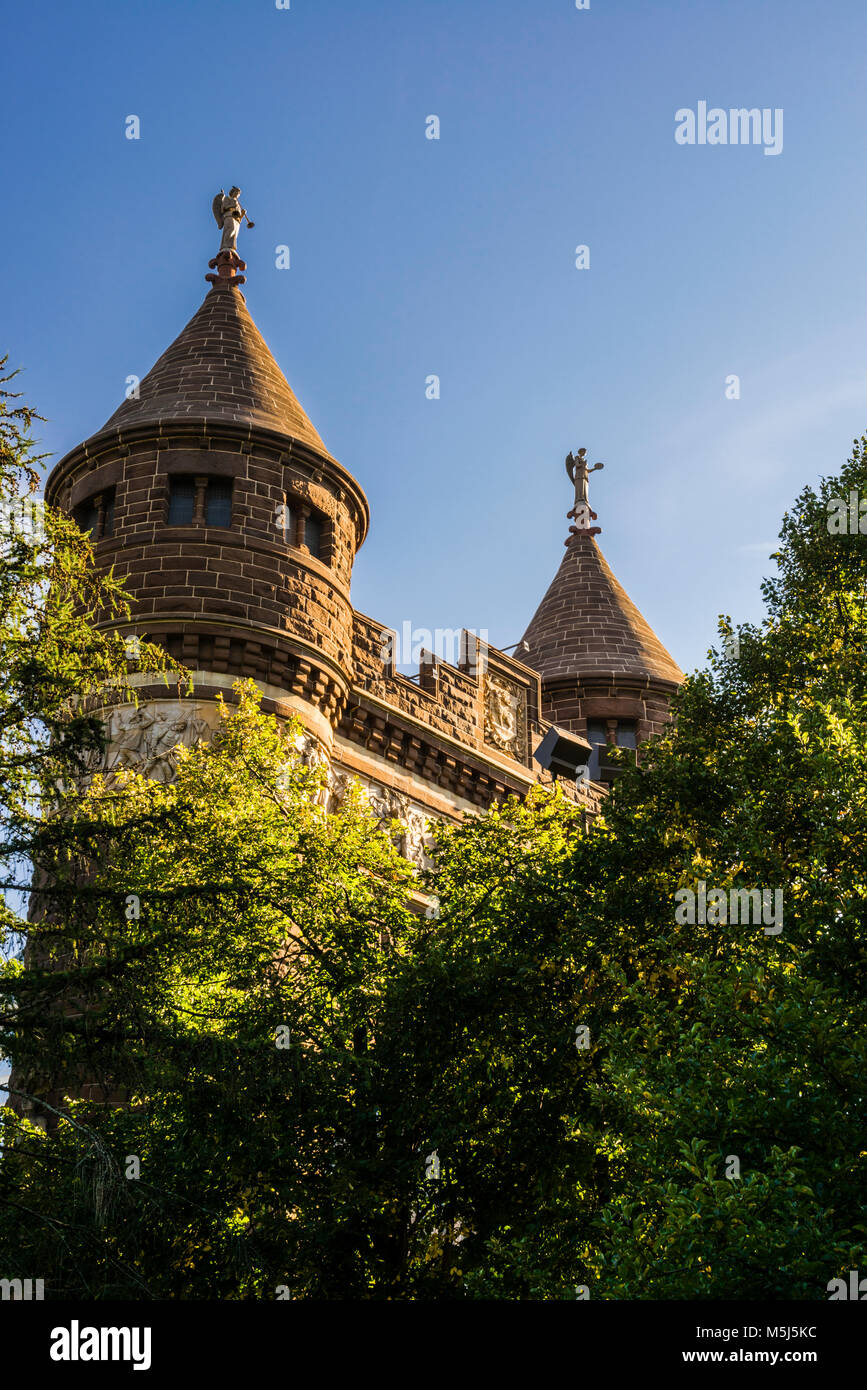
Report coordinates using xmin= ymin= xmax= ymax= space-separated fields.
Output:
xmin=46 ymin=422 xmax=367 ymax=725
xmin=352 ymin=612 xmax=482 ymax=748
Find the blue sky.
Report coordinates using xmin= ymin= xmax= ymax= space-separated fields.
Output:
xmin=3 ymin=0 xmax=867 ymax=678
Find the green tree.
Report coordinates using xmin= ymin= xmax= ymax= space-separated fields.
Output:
xmin=0 ymin=354 xmax=175 ymax=1277
xmin=351 ymin=438 xmax=867 ymax=1298
xmin=578 ymin=438 xmax=867 ymax=1297
xmin=2 ymin=395 xmax=865 ymax=1301
xmin=2 ymin=684 xmax=421 ymax=1297
xmin=0 ymin=356 xmax=169 ymax=825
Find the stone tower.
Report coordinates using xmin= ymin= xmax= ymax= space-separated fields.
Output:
xmin=45 ymin=248 xmax=369 ymax=772
xmin=44 ymin=210 xmax=573 ymax=854
xmin=520 ymin=452 xmax=683 ymax=783
xmin=18 ymin=214 xmax=683 ymax=1128
xmin=45 ymin=206 xmax=682 ymax=844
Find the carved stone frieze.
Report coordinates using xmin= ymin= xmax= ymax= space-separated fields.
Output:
xmin=96 ymin=701 xmax=219 ymax=785
xmin=326 ymin=766 xmax=435 ymax=869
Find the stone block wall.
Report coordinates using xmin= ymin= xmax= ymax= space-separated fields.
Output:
xmin=45 ymin=419 xmax=369 ymax=729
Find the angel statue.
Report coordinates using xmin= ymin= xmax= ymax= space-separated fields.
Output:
xmin=212 ymin=187 xmax=255 ymax=254
xmin=565 ymin=448 xmax=604 ymax=513
xmin=565 ymin=447 xmax=604 ymax=539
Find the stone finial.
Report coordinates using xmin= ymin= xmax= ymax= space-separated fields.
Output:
xmin=565 ymin=447 xmax=604 ymax=543
xmin=207 ymin=187 xmax=255 ymax=286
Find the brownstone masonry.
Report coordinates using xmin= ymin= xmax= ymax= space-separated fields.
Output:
xmin=45 ymin=243 xmax=682 ymax=842
xmin=521 ymin=529 xmax=683 ymax=746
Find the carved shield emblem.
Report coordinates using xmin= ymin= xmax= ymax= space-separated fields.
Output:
xmin=484 ymin=673 xmax=526 ymax=758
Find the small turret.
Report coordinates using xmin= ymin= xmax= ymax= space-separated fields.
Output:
xmin=45 ymin=191 xmax=369 ymax=763
xmin=521 ymin=450 xmax=683 ymax=779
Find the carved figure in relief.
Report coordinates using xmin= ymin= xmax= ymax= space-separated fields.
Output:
xmin=146 ymin=712 xmax=211 ymax=783
xmin=105 ymin=707 xmax=159 ymax=773
xmin=100 ymin=704 xmax=216 ymax=784
xmin=365 ymin=784 xmax=408 ymax=829
xmin=293 ymin=732 xmax=332 ymax=807
xmin=403 ymin=807 xmax=434 ymax=870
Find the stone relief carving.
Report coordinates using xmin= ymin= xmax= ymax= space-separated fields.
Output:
xmin=97 ymin=707 xmax=437 ymax=868
xmin=291 ymin=730 xmax=332 ymax=807
xmin=326 ymin=767 xmax=355 ymax=810
xmin=326 ymin=765 xmax=435 ymax=870
xmin=403 ymin=805 xmax=434 ymax=870
xmin=484 ymin=672 xmax=527 ymax=760
xmin=365 ymin=783 xmax=408 ymax=826
xmin=97 ymin=702 xmax=218 ymax=785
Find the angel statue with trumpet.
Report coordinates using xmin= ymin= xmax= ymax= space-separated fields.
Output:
xmin=212 ymin=187 xmax=255 ymax=254
xmin=565 ymin=447 xmax=604 ymax=538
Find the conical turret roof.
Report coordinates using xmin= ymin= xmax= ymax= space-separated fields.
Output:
xmin=521 ymin=530 xmax=683 ymax=686
xmin=100 ymin=282 xmax=332 ymax=458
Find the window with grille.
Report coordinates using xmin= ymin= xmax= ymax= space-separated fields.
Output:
xmin=586 ymin=720 xmax=608 ymax=781
xmin=205 ymin=478 xmax=232 ymax=527
xmin=586 ymin=719 xmax=637 ymax=780
xmin=167 ymin=476 xmax=196 ymax=526
xmin=303 ymin=511 xmax=322 ymax=559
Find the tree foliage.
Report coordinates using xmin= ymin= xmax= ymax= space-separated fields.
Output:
xmin=1 ymin=365 xmax=865 ymax=1299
